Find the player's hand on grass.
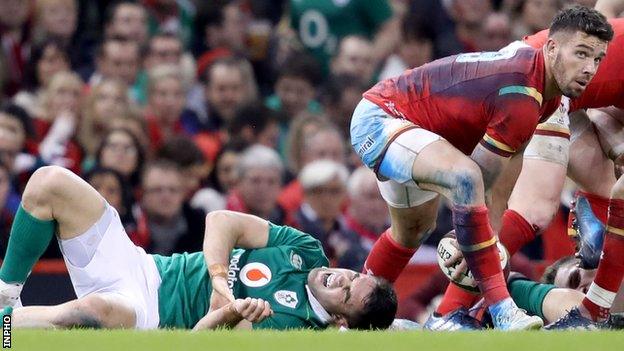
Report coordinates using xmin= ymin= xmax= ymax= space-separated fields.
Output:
xmin=232 ymin=298 xmax=273 ymax=323
xmin=444 ymin=237 xmax=468 ymax=281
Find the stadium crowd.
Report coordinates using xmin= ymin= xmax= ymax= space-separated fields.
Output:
xmin=0 ymin=0 xmax=612 ymax=325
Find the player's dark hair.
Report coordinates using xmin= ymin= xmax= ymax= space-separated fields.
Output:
xmin=541 ymin=255 xmax=579 ymax=284
xmin=549 ymin=6 xmax=613 ymax=42
xmin=348 ymin=277 xmax=398 ymax=330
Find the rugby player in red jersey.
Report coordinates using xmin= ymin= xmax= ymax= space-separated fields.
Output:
xmin=350 ymin=6 xmax=612 ymax=330
xmin=432 ymin=16 xmax=624 ymax=330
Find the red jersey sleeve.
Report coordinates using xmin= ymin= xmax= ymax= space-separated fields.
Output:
xmin=481 ymin=87 xmax=543 ymax=157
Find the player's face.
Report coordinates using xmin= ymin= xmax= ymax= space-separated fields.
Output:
xmin=549 ymin=31 xmax=608 ymax=98
xmin=553 ymin=260 xmax=596 ymax=293
xmin=307 ymin=267 xmax=377 ymax=321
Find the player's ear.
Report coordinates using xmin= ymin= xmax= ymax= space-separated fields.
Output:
xmin=545 ymin=37 xmax=558 ymax=59
xmin=330 ymin=314 xmax=349 ymax=329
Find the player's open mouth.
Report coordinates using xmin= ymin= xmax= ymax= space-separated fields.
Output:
xmin=323 ymin=273 xmax=336 ymax=287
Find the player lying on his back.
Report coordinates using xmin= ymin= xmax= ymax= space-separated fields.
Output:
xmin=351 ymin=5 xmax=612 ymax=331
xmin=0 ymin=166 xmax=397 ymax=330
xmin=428 ymin=14 xmax=624 ymax=330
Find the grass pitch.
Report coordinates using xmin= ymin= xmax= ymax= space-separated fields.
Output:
xmin=10 ymin=330 xmax=624 ymax=351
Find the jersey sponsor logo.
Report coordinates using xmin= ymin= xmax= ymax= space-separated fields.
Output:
xmin=274 ymin=290 xmax=299 ymax=309
xmin=357 ymin=136 xmax=376 ymax=155
xmin=227 ymin=252 xmax=243 ymax=290
xmin=290 ymin=251 xmax=303 ymax=270
xmin=383 ymin=101 xmax=405 ymax=118
xmin=240 ymin=263 xmax=272 ymax=287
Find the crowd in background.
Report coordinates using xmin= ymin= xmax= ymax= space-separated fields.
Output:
xmin=0 ymin=0 xmax=600 ymax=321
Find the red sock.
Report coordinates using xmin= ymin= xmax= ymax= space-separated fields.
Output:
xmin=435 ymin=283 xmax=479 ymax=315
xmin=453 ymin=205 xmax=509 ymax=305
xmin=362 ymin=228 xmax=416 ymax=283
xmin=582 ymin=198 xmax=624 ymax=320
xmin=498 ymin=209 xmax=538 ymax=256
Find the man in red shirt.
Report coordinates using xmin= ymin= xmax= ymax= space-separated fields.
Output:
xmin=350 ymin=6 xmax=612 ymax=330
xmin=433 ymin=17 xmax=624 ymax=330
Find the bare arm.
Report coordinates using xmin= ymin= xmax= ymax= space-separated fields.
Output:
xmin=203 ymin=211 xmax=271 ymax=309
xmin=595 ymin=0 xmax=624 ymax=18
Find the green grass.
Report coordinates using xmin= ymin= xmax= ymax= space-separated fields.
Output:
xmin=8 ymin=330 xmax=624 ymax=351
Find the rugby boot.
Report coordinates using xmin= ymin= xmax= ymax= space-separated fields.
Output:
xmin=423 ymin=307 xmax=484 ymax=331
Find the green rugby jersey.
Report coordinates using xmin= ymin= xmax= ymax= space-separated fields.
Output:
xmin=289 ymin=0 xmax=392 ymax=74
xmin=152 ymin=223 xmax=330 ymax=329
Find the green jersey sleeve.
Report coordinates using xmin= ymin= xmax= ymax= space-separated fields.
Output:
xmin=359 ymin=0 xmax=393 ymax=30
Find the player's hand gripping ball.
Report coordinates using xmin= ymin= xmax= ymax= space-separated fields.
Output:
xmin=436 ymin=231 xmax=509 ymax=293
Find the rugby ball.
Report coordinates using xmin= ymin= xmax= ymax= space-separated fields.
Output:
xmin=437 ymin=231 xmax=509 ymax=293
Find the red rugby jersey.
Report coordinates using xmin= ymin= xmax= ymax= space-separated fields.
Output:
xmin=363 ymin=46 xmax=560 ymax=157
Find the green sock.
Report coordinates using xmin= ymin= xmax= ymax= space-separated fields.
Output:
xmin=0 ymin=205 xmax=56 ymax=283
xmin=508 ymin=278 xmax=556 ymax=320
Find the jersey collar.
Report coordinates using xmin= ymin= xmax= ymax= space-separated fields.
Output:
xmin=305 ymin=285 xmax=331 ymax=325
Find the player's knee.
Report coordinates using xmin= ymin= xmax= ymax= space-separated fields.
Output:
xmin=28 ymin=166 xmax=71 ymax=196
xmin=449 ymin=163 xmax=483 ymax=205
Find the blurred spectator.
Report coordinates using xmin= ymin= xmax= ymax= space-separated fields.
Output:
xmin=0 ymin=104 xmax=33 ymax=205
xmin=36 ymin=71 xmax=84 ymax=173
xmin=157 ymin=136 xmax=211 ymax=199
xmin=509 ymin=0 xmax=561 ymax=38
xmin=207 ymin=57 xmax=257 ymax=128
xmin=84 ymin=167 xmax=136 ymax=231
xmin=295 ymin=159 xmax=366 ymax=269
xmin=344 ymin=167 xmax=389 ymax=251
xmin=320 ymin=74 xmax=368 ymax=136
xmin=284 ymin=114 xmax=332 ymax=177
xmin=228 ymin=101 xmax=281 ymax=149
xmin=107 ymin=113 xmax=151 ymax=156
xmin=144 ymin=65 xmax=189 ymax=152
xmin=79 ymin=79 xmax=131 ymax=161
xmin=408 ymin=0 xmax=463 ymax=58
xmin=378 ymin=14 xmax=434 ymax=81
xmin=33 ymin=0 xmax=77 ymax=45
xmin=104 ymin=1 xmax=149 ymax=46
xmin=143 ymin=0 xmax=196 ymax=49
xmin=13 ymin=38 xmax=71 ymax=118
xmin=226 ymin=144 xmax=286 ymax=224
xmin=131 ymin=159 xmax=205 ymax=255
xmin=91 ymin=37 xmax=141 ymax=101
xmin=135 ymin=32 xmax=185 ymax=105
xmin=267 ymin=52 xmax=322 ymax=120
xmin=95 ymin=128 xmax=146 ymax=188
xmin=198 ymin=1 xmax=247 ymax=57
xmin=289 ymin=0 xmax=399 ymax=75
xmin=330 ymin=35 xmax=376 ymax=84
xmin=280 ymin=124 xmax=347 ymax=221
xmin=0 ymin=163 xmax=13 ymax=240
xmin=0 ymin=0 xmax=32 ymax=97
xmin=144 ymin=32 xmax=184 ymax=69
xmin=478 ymin=11 xmax=513 ymax=51
xmin=447 ymin=0 xmax=493 ymax=52
xmin=191 ymin=141 xmax=247 ymax=214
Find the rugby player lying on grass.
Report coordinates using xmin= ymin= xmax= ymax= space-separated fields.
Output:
xmin=0 ymin=166 xmax=397 ymax=330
